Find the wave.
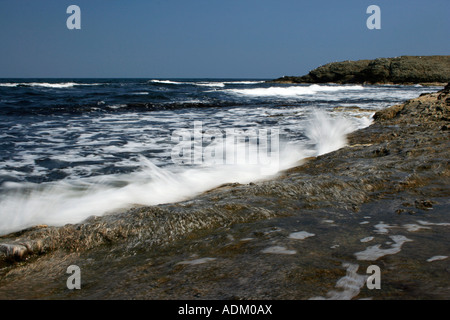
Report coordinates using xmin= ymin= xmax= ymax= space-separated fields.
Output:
xmin=223 ymin=84 xmax=364 ymax=97
xmin=0 ymin=82 xmax=102 ymax=88
xmin=149 ymin=80 xmax=184 ymax=85
xmin=194 ymin=82 xmax=225 ymax=87
xmin=195 ymin=81 xmax=266 ymax=87
xmin=224 ymin=81 xmax=265 ymax=85
xmin=149 ymin=80 xmax=225 ymax=87
xmin=0 ymin=111 xmax=355 ymax=235
xmin=0 ymin=155 xmax=294 ymax=235
xmin=149 ymin=80 xmax=264 ymax=88
xmin=0 ymin=83 xmax=19 ymax=87
xmin=305 ymin=111 xmax=355 ymax=156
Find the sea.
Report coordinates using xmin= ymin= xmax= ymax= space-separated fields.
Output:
xmin=0 ymin=79 xmax=442 ymax=235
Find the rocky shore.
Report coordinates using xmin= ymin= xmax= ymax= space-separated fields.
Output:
xmin=271 ymin=56 xmax=450 ymax=85
xmin=0 ymin=84 xmax=449 ymax=299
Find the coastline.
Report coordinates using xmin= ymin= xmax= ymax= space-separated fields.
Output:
xmin=0 ymin=84 xmax=449 ymax=299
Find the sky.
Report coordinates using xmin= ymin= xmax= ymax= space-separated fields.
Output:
xmin=0 ymin=0 xmax=448 ymax=78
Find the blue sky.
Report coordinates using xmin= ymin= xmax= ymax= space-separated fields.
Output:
xmin=0 ymin=0 xmax=448 ymax=78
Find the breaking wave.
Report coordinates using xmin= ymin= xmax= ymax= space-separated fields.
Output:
xmin=0 ymin=82 xmax=102 ymax=88
xmin=0 ymin=111 xmax=355 ymax=235
xmin=224 ymin=84 xmax=364 ymax=97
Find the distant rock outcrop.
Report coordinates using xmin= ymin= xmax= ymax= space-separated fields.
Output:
xmin=272 ymin=56 xmax=450 ymax=85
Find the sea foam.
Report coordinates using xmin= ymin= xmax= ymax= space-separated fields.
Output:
xmin=224 ymin=84 xmax=364 ymax=98
xmin=0 ymin=82 xmax=101 ymax=88
xmin=0 ymin=111 xmax=356 ymax=235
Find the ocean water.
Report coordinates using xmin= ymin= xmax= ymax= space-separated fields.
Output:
xmin=0 ymin=79 xmax=441 ymax=235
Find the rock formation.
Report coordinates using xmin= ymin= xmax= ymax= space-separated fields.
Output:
xmin=272 ymin=56 xmax=450 ymax=85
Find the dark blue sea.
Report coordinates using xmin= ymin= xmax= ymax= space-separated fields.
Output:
xmin=0 ymin=78 xmax=442 ymax=234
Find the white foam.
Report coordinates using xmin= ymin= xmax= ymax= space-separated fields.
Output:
xmin=149 ymin=80 xmax=184 ymax=85
xmin=310 ymin=263 xmax=367 ymax=300
xmin=224 ymin=84 xmax=364 ymax=98
xmin=195 ymin=82 xmax=225 ymax=87
xmin=178 ymin=99 xmax=206 ymax=104
xmin=149 ymin=80 xmax=226 ymax=87
xmin=148 ymin=80 xmax=263 ymax=87
xmin=109 ymin=104 xmax=130 ymax=110
xmin=355 ymin=235 xmax=413 ymax=261
xmin=374 ymin=222 xmax=394 ymax=234
xmin=0 ymin=151 xmax=291 ymax=235
xmin=261 ymin=246 xmax=296 ymax=255
xmin=288 ymin=231 xmax=315 ymax=240
xmin=223 ymin=81 xmax=265 ymax=85
xmin=0 ymin=83 xmax=19 ymax=87
xmin=426 ymin=256 xmax=448 ymax=262
xmin=50 ymin=154 xmax=104 ymax=163
xmin=360 ymin=237 xmax=374 ymax=243
xmin=29 ymin=82 xmax=79 ymax=88
xmin=418 ymin=220 xmax=450 ymax=227
xmin=0 ymin=82 xmax=101 ymax=88
xmin=176 ymin=257 xmax=216 ymax=265
xmin=0 ymin=110 xmax=358 ymax=235
xmin=305 ymin=110 xmax=355 ymax=156
xmin=403 ymin=224 xmax=431 ymax=232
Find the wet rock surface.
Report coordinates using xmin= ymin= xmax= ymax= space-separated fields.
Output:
xmin=0 ymin=85 xmax=449 ymax=299
xmin=272 ymin=56 xmax=450 ymax=85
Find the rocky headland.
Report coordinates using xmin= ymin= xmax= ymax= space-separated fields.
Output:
xmin=0 ymin=84 xmax=449 ymax=300
xmin=271 ymin=56 xmax=450 ymax=85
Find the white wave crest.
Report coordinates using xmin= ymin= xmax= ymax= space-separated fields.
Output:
xmin=195 ymin=82 xmax=225 ymax=87
xmin=148 ymin=80 xmax=264 ymax=88
xmin=0 ymin=82 xmax=101 ymax=88
xmin=224 ymin=81 xmax=265 ymax=85
xmin=224 ymin=84 xmax=364 ymax=97
xmin=149 ymin=80 xmax=184 ymax=85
